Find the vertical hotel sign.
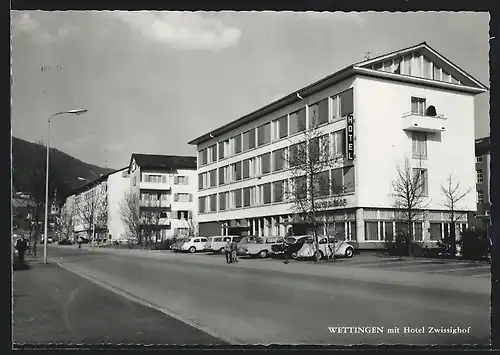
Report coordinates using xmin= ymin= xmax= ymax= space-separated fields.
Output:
xmin=346 ymin=114 xmax=355 ymax=160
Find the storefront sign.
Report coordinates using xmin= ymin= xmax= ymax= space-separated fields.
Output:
xmin=346 ymin=114 xmax=355 ymax=160
xmin=314 ymin=198 xmax=348 ymax=210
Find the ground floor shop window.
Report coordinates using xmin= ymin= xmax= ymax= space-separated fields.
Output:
xmin=429 ymin=223 xmax=442 ymax=241
xmin=365 ymin=221 xmax=379 ymax=241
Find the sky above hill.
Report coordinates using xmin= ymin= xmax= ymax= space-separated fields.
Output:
xmin=12 ymin=11 xmax=490 ymax=169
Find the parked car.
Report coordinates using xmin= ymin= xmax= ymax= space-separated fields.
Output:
xmin=295 ymin=236 xmax=355 ymax=260
xmin=238 ymin=236 xmax=285 ymax=258
xmin=171 ymin=238 xmax=190 ymax=251
xmin=208 ymin=236 xmax=241 ymax=253
xmin=271 ymin=235 xmax=309 ymax=255
xmin=58 ymin=238 xmax=74 ymax=245
xmin=180 ymin=236 xmax=209 ymax=253
xmin=203 ymin=237 xmax=215 ymax=251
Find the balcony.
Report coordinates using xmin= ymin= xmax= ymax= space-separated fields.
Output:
xmin=401 ymin=112 xmax=447 ymax=133
xmin=140 ymin=200 xmax=171 ymax=208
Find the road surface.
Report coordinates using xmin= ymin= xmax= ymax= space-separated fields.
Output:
xmin=46 ymin=245 xmax=490 ymax=345
xmin=12 ymin=257 xmax=226 ymax=346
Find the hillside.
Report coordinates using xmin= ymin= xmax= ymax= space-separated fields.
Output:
xmin=12 ymin=136 xmax=115 ymax=201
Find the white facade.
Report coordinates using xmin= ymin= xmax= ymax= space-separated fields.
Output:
xmin=189 ymin=42 xmax=487 ymax=249
xmin=106 ymin=168 xmax=131 ymax=241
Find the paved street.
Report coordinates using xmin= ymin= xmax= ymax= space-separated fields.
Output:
xmin=12 ymin=256 xmax=226 ymax=347
xmin=44 ymin=245 xmax=490 ymax=345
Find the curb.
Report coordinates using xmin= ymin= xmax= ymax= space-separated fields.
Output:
xmin=51 ymin=260 xmax=242 ymax=346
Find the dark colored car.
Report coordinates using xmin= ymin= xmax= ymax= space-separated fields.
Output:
xmin=58 ymin=238 xmax=74 ymax=245
xmin=271 ymin=236 xmax=309 ymax=255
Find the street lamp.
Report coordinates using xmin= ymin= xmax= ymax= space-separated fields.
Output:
xmin=43 ymin=108 xmax=88 ymax=264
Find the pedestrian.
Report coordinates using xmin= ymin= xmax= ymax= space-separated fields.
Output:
xmin=225 ymin=239 xmax=232 ymax=264
xmin=282 ymin=238 xmax=290 ymax=264
xmin=16 ymin=237 xmax=27 ymax=267
xmin=231 ymin=240 xmax=239 ymax=263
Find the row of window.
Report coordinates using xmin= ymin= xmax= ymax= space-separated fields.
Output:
xmin=142 ymin=174 xmax=190 ymax=185
xmin=476 ymin=169 xmax=484 ymax=183
xmin=198 ymin=129 xmax=348 ymax=190
xmin=140 ymin=192 xmax=194 ymax=203
xmin=365 ymin=221 xmax=467 ymax=242
xmin=372 ymin=53 xmax=461 ymax=84
xmin=141 ymin=210 xmax=192 ymax=220
xmin=198 ymin=167 xmax=355 ymax=214
xmin=198 ymin=89 xmax=354 ymax=167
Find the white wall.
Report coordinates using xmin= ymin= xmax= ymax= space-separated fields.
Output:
xmin=107 ymin=169 xmax=130 ymax=241
xmin=354 ymin=76 xmax=477 ymax=212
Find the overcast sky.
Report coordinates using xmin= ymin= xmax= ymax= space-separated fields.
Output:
xmin=11 ymin=11 xmax=490 ymax=169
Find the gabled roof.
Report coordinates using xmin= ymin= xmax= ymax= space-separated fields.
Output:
xmin=354 ymin=41 xmax=488 ymax=90
xmin=129 ymin=153 xmax=197 ymax=172
xmin=70 ymin=167 xmax=128 ymax=197
xmin=188 ymin=42 xmax=488 ymax=147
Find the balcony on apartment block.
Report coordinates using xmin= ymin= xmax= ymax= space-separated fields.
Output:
xmin=401 ymin=106 xmax=447 ymax=134
xmin=140 ymin=200 xmax=171 ymax=208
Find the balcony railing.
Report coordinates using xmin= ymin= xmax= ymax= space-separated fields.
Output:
xmin=401 ymin=111 xmax=447 ymax=133
xmin=140 ymin=200 xmax=171 ymax=208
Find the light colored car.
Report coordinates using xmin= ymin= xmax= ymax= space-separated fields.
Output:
xmin=203 ymin=237 xmax=215 ymax=251
xmin=238 ymin=236 xmax=285 ymax=258
xmin=180 ymin=236 xmax=209 ymax=253
xmin=295 ymin=236 xmax=355 ymax=260
xmin=171 ymin=237 xmax=190 ymax=251
xmin=208 ymin=236 xmax=241 ymax=253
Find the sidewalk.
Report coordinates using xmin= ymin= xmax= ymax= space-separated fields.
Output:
xmin=56 ymin=245 xmax=491 ymax=294
xmin=12 ymin=256 xmax=226 ymax=347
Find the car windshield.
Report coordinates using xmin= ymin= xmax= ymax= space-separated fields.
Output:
xmin=239 ymin=236 xmax=256 ymax=244
xmin=255 ymin=237 xmax=264 ymax=244
xmin=306 ymin=238 xmax=314 ymax=244
xmin=285 ymin=237 xmax=296 ymax=243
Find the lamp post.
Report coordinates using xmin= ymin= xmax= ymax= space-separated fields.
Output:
xmin=43 ymin=109 xmax=87 ymax=264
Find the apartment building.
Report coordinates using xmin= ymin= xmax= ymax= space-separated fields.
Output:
xmin=128 ymin=153 xmax=198 ymax=240
xmin=188 ymin=42 xmax=488 ymax=249
xmin=63 ymin=167 xmax=129 ymax=242
xmin=472 ymin=136 xmax=491 ymax=233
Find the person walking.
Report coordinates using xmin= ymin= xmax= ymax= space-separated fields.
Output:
xmin=282 ymin=238 xmax=290 ymax=264
xmin=225 ymin=239 xmax=232 ymax=264
xmin=16 ymin=237 xmax=27 ymax=267
xmin=230 ymin=239 xmax=239 ymax=263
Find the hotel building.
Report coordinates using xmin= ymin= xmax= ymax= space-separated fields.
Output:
xmin=472 ymin=136 xmax=491 ymax=233
xmin=189 ymin=42 xmax=488 ymax=249
xmin=128 ymin=153 xmax=198 ymax=239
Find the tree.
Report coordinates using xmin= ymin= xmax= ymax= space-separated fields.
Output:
xmin=119 ymin=192 xmax=142 ymax=244
xmin=284 ymin=115 xmax=349 ymax=262
xmin=75 ymin=183 xmax=107 ymax=248
xmin=390 ymin=157 xmax=429 ymax=256
xmin=58 ymin=201 xmax=75 ymax=241
xmin=439 ymin=173 xmax=472 ymax=256
xmin=140 ymin=199 xmax=165 ymax=246
xmin=187 ymin=211 xmax=199 ymax=237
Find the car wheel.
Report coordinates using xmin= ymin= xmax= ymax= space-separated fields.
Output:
xmin=291 ymin=252 xmax=298 ymax=259
xmin=219 ymin=247 xmax=225 ymax=254
xmin=189 ymin=246 xmax=196 ymax=253
xmin=259 ymin=250 xmax=268 ymax=258
xmin=315 ymin=251 xmax=324 ymax=261
xmin=345 ymin=247 xmax=354 ymax=258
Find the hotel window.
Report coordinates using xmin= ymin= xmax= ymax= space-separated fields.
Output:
xmin=289 ymin=108 xmax=306 ymax=135
xmin=243 ymin=129 xmax=256 ymax=151
xmin=393 ymin=58 xmax=401 ymax=74
xmin=382 ymin=60 xmax=392 ymax=72
xmin=433 ymin=64 xmax=441 ymax=81
xmin=413 ymin=168 xmax=428 ymax=196
xmin=198 ymin=196 xmax=206 ymax=213
xmin=289 ymin=142 xmax=306 ymax=167
xmin=259 ymin=183 xmax=272 ymax=205
xmin=243 ymin=187 xmax=252 ymax=207
xmin=219 ymin=166 xmax=225 ymax=185
xmin=477 ymin=156 xmax=483 ymax=163
xmin=273 ymin=148 xmax=286 ymax=172
xmin=273 ymin=180 xmax=287 ymax=203
xmin=476 ymin=169 xmax=483 ymax=183
xmin=231 ymin=134 xmax=242 ymax=155
xmin=219 ymin=193 xmax=226 ymax=211
xmin=331 ymin=95 xmax=339 ymax=121
xmin=209 ymin=144 xmax=217 ymax=163
xmin=233 ymin=161 xmax=242 ymax=181
xmin=234 ymin=189 xmax=243 ymax=208
xmin=209 ymin=194 xmax=217 ymax=212
xmin=199 ymin=149 xmax=207 ymax=166
xmin=175 ymin=176 xmax=189 ymax=185
xmin=442 ymin=70 xmax=451 ymax=83
xmin=343 ymin=166 xmax=355 ymax=193
xmin=423 ymin=57 xmax=432 ymax=79
xmin=477 ymin=190 xmax=484 ymax=203
xmin=243 ymin=158 xmax=254 ymax=179
xmin=339 ymin=89 xmax=353 ymax=117
xmin=315 ymin=170 xmax=330 ymax=197
xmin=332 ymin=129 xmax=346 ymax=156
xmin=412 ymin=54 xmax=422 ymax=77
xmin=209 ymin=169 xmax=217 ymax=188
xmin=412 ymin=131 xmax=427 ymax=158
xmin=198 ymin=174 xmax=204 ymax=190
xmin=309 ymin=98 xmax=329 ymax=127
xmin=219 ymin=140 xmax=228 ymax=160
xmin=411 ymin=97 xmax=426 ymax=115
xmin=176 ymin=193 xmax=190 ymax=203
xmin=257 ymin=122 xmax=271 ymax=146
xmin=348 ymin=221 xmax=357 ymax=241
xmin=429 ymin=223 xmax=442 ymax=241
xmin=273 ymin=115 xmax=288 ymax=140
xmin=260 ymin=152 xmax=271 ymax=175
xmin=331 ymin=168 xmax=343 ymax=194
xmin=202 ymin=173 xmax=209 ymax=189
xmin=403 ymin=55 xmax=412 ymax=75
xmin=383 ymin=221 xmax=394 ymax=241
xmin=365 ymin=222 xmax=379 ymax=241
